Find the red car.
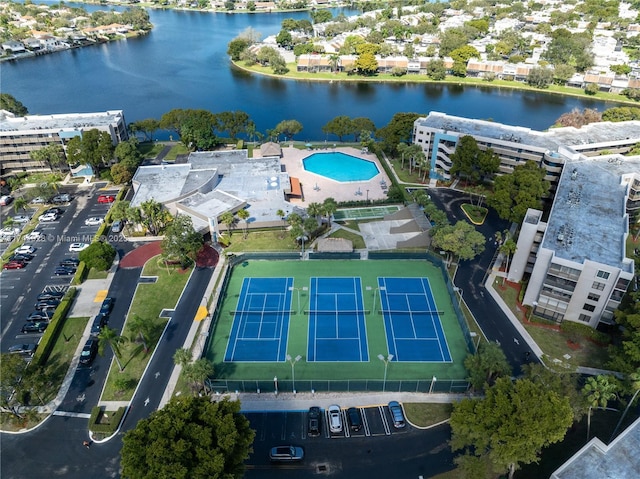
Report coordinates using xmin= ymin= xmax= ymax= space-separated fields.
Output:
xmin=3 ymin=260 xmax=26 ymax=270
xmin=97 ymin=194 xmax=116 ymax=204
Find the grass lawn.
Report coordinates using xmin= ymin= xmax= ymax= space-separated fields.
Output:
xmin=101 ymin=258 xmax=192 ymax=401
xmin=403 ymin=403 xmax=452 ymax=427
xmin=137 ymin=142 xmax=165 ymax=158
xmin=460 ymin=203 xmax=487 ymax=225
xmin=493 ymin=279 xmax=610 ymax=370
xmin=163 ymin=144 xmax=190 ymax=161
xmin=224 ymin=230 xmax=300 ymax=252
xmin=86 ymin=268 xmax=109 ymax=280
xmin=328 ymin=228 xmax=366 ymax=249
xmin=388 ymin=158 xmax=428 ymax=184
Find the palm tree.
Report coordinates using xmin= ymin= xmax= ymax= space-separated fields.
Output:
xmin=276 ymin=209 xmax=286 ymax=238
xmin=397 ymin=142 xmax=409 ymax=169
xmin=321 ymin=197 xmax=337 ymax=223
xmin=610 ymin=369 xmax=640 ymax=441
xmin=128 ymin=315 xmax=152 ymax=353
xmin=329 ymin=53 xmax=340 ymax=73
xmin=173 ymin=347 xmax=192 ymax=368
xmin=98 ymin=327 xmax=127 ymax=372
xmin=583 ymin=375 xmax=618 ymax=440
xmin=306 ymin=202 xmax=323 ymax=225
xmin=12 ymin=197 xmax=28 ymax=214
xmin=499 ymin=238 xmax=517 ymax=285
xmin=183 ymin=358 xmax=214 ymax=395
xmin=237 ymin=208 xmax=250 ymax=239
xmin=219 ymin=211 xmax=235 ymax=237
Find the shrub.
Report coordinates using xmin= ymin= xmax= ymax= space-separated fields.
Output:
xmin=88 ymin=406 xmax=127 ymax=435
xmin=72 ymin=261 xmax=88 ymax=285
xmin=30 ymin=288 xmax=77 ymax=367
xmin=560 ymin=321 xmax=610 ymax=345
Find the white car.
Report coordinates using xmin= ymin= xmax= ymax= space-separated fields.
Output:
xmin=13 ymin=215 xmax=31 ymax=223
xmin=24 ymin=231 xmax=46 ymax=241
xmin=39 ymin=212 xmax=58 ymax=222
xmin=30 ymin=197 xmax=47 ymax=204
xmin=1 ymin=226 xmax=21 ymax=236
xmin=15 ymin=245 xmax=36 ymax=255
xmin=85 ymin=217 xmax=104 ymax=226
xmin=328 ymin=405 xmax=343 ymax=433
xmin=69 ymin=243 xmax=89 ymax=252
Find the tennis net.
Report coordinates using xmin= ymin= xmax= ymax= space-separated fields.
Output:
xmin=378 ymin=310 xmax=444 ymax=316
xmin=304 ymin=310 xmax=370 ymax=315
xmin=230 ymin=310 xmax=294 ymax=316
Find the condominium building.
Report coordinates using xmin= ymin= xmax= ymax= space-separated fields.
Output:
xmin=0 ymin=109 xmax=128 ymax=177
xmin=509 ymin=155 xmax=639 ymax=328
xmin=412 ymin=112 xmax=640 ymax=190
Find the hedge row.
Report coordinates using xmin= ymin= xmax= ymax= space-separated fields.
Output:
xmin=71 ymin=261 xmax=88 ymax=286
xmin=88 ymin=406 xmax=126 ymax=435
xmin=30 ymin=287 xmax=77 ymax=367
xmin=560 ymin=320 xmax=611 ymax=345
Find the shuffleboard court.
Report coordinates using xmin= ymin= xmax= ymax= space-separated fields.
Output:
xmin=224 ymin=277 xmax=293 ymax=362
xmin=379 ymin=277 xmax=452 ymax=362
xmin=307 ymin=277 xmax=369 ymax=362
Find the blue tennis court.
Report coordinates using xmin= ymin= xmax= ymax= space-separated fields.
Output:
xmin=224 ymin=277 xmax=293 ymax=362
xmin=307 ymin=277 xmax=369 ymax=362
xmin=378 ymin=277 xmax=452 ymax=362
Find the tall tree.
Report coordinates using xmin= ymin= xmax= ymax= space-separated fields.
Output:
xmin=161 ymin=214 xmax=203 ymax=267
xmin=127 ymin=315 xmax=153 ymax=354
xmin=140 ymin=199 xmax=171 ymax=236
xmin=376 ymin=113 xmax=421 ymax=155
xmin=98 ymin=327 xmax=127 ymax=372
xmin=451 ymin=377 xmax=574 ymax=479
xmin=583 ymin=375 xmax=618 ymax=440
xmin=183 ymin=358 xmax=215 ymax=394
xmin=274 ymin=119 xmax=303 ymax=141
xmin=30 ymin=144 xmax=66 ymax=172
xmin=431 ymin=220 xmax=486 ymax=266
xmin=121 ymin=396 xmax=255 ymax=479
xmin=219 ymin=211 xmax=236 ymax=237
xmin=129 ymin=118 xmax=160 ymax=142
xmin=0 ymin=93 xmax=28 ymax=115
xmin=236 ymin=208 xmax=250 ymax=240
xmin=499 ymin=238 xmax=517 ymax=285
xmin=173 ymin=348 xmax=192 ymax=368
xmin=276 ymin=208 xmax=286 ymax=237
xmin=214 ymin=111 xmax=251 ymax=139
xmin=486 ymin=161 xmax=550 ymax=223
xmin=0 ymin=353 xmax=29 ymax=419
xmin=322 ymin=115 xmax=354 ymax=141
xmin=65 ymin=129 xmax=114 ymax=170
xmin=464 ymin=342 xmax=512 ymax=392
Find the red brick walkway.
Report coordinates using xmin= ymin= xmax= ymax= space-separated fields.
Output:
xmin=119 ymin=242 xmax=218 ymax=269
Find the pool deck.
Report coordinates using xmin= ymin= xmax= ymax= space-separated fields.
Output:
xmin=278 ymin=146 xmax=392 ymax=204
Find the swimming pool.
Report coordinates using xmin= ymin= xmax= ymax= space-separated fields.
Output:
xmin=303 ymin=152 xmax=380 ymax=182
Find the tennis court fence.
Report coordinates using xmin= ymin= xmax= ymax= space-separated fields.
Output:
xmin=205 ymin=378 xmax=470 ymax=394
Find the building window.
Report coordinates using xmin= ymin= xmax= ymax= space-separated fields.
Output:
xmin=596 ymin=270 xmax=610 ymax=279
xmin=578 ymin=314 xmax=591 ymax=322
xmin=587 ymin=293 xmax=600 ymax=302
xmin=592 ymin=281 xmax=605 ymax=291
xmin=583 ymin=303 xmax=596 ymax=312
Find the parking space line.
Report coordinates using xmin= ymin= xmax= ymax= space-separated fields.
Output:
xmin=361 ymin=407 xmax=371 ymax=437
xmin=379 ymin=405 xmax=391 ymax=436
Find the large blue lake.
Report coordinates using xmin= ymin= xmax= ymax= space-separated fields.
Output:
xmin=2 ymin=4 xmax=624 ymax=139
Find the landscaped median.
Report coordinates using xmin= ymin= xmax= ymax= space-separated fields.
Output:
xmin=98 ymin=256 xmax=192 ymax=403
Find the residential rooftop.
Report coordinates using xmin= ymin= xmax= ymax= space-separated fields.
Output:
xmin=0 ymin=110 xmax=125 ymax=132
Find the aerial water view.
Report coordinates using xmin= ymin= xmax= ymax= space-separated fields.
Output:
xmin=1 ymin=1 xmax=640 ymax=478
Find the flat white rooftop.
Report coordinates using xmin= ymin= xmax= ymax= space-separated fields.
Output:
xmin=0 ymin=110 xmax=125 ymax=132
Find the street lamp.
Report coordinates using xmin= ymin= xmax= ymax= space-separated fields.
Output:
xmin=366 ymin=189 xmax=369 ymax=202
xmin=297 ymin=235 xmax=308 ymax=259
xmin=288 ymin=286 xmax=308 ymax=314
xmin=453 ymin=286 xmax=463 ymax=310
xmin=429 ymin=376 xmax=437 ymax=394
xmin=274 ymin=376 xmax=278 ymax=395
xmin=286 ymin=354 xmax=302 ymax=393
xmin=377 ymin=353 xmax=394 ymax=392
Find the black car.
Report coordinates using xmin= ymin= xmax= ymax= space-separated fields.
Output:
xmin=9 ymin=253 xmax=34 ymax=262
xmin=37 ymin=291 xmax=65 ymax=301
xmin=59 ymin=258 xmax=80 ymax=268
xmin=8 ymin=343 xmax=38 ymax=356
xmin=388 ymin=401 xmax=406 ymax=429
xmin=34 ymin=299 xmax=60 ymax=311
xmin=347 ymin=407 xmax=362 ymax=432
xmin=91 ymin=314 xmax=109 ymax=336
xmin=100 ymin=297 xmax=114 ymax=316
xmin=54 ymin=266 xmax=76 ymax=276
xmin=308 ymin=406 xmax=321 ymax=437
xmin=79 ymin=339 xmax=98 ymax=365
xmin=21 ymin=322 xmax=48 ymax=334
xmin=27 ymin=310 xmax=54 ymax=322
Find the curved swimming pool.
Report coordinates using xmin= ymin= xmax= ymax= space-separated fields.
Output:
xmin=303 ymin=152 xmax=380 ymax=182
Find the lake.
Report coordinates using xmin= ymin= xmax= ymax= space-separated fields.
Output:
xmin=1 ymin=5 xmax=624 ymax=139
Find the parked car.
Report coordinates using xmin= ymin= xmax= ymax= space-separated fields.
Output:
xmin=30 ymin=197 xmax=47 ymax=204
xmin=9 ymin=253 xmax=34 ymax=262
xmin=59 ymin=258 xmax=80 ymax=267
xmin=34 ymin=299 xmax=60 ymax=311
xmin=79 ymin=339 xmax=98 ymax=365
xmin=97 ymin=194 xmax=116 ymax=204
xmin=90 ymin=314 xmax=109 ymax=336
xmin=269 ymin=445 xmax=304 ymax=463
xmin=111 ymin=219 xmax=124 ymax=233
xmin=85 ymin=217 xmax=104 ymax=226
xmin=100 ymin=297 xmax=114 ymax=316
xmin=8 ymin=343 xmax=38 ymax=356
xmin=3 ymin=260 xmax=26 ymax=270
xmin=15 ymin=245 xmax=36 ymax=255
xmin=13 ymin=214 xmax=31 ymax=223
xmin=0 ymin=195 xmax=14 ymax=206
xmin=328 ymin=404 xmax=343 ymax=433
xmin=39 ymin=212 xmax=58 ymax=222
xmin=37 ymin=291 xmax=65 ymax=301
xmin=21 ymin=322 xmax=48 ymax=334
xmin=24 ymin=231 xmax=46 ymax=241
xmin=69 ymin=243 xmax=89 ymax=252
xmin=52 ymin=194 xmax=71 ymax=204
xmin=44 ymin=207 xmax=63 ymax=216
xmin=308 ymin=406 xmax=321 ymax=437
xmin=54 ymin=266 xmax=76 ymax=276
xmin=388 ymin=401 xmax=406 ymax=429
xmin=27 ymin=310 xmax=54 ymax=322
xmin=347 ymin=407 xmax=363 ymax=432
xmin=1 ymin=226 xmax=20 ymax=236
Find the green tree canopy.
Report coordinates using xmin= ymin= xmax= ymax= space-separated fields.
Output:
xmin=227 ymin=37 xmax=250 ymax=61
xmin=30 ymin=143 xmax=66 ymax=172
xmin=464 ymin=342 xmax=511 ymax=392
xmin=322 ymin=115 xmax=354 ymax=141
xmin=79 ymin=240 xmax=117 ymax=271
xmin=161 ymin=214 xmax=204 ymax=268
xmin=274 ymin=119 xmax=303 ymax=141
xmin=376 ymin=112 xmax=422 ymax=155
xmin=449 ymin=135 xmax=500 ymax=184
xmin=121 ymin=396 xmax=255 ymax=479
xmin=486 ymin=160 xmax=550 ymax=223
xmin=431 ymin=220 xmax=486 ymax=264
xmin=129 ymin=118 xmax=160 ymax=142
xmin=214 ymin=111 xmax=251 ymax=139
xmin=65 ymin=129 xmax=114 ymax=169
xmin=526 ymin=66 xmax=554 ymax=88
xmin=355 ymin=51 xmax=378 ymax=75
xmin=450 ymin=377 xmax=574 ymax=479
xmin=0 ymin=93 xmax=28 ymax=116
